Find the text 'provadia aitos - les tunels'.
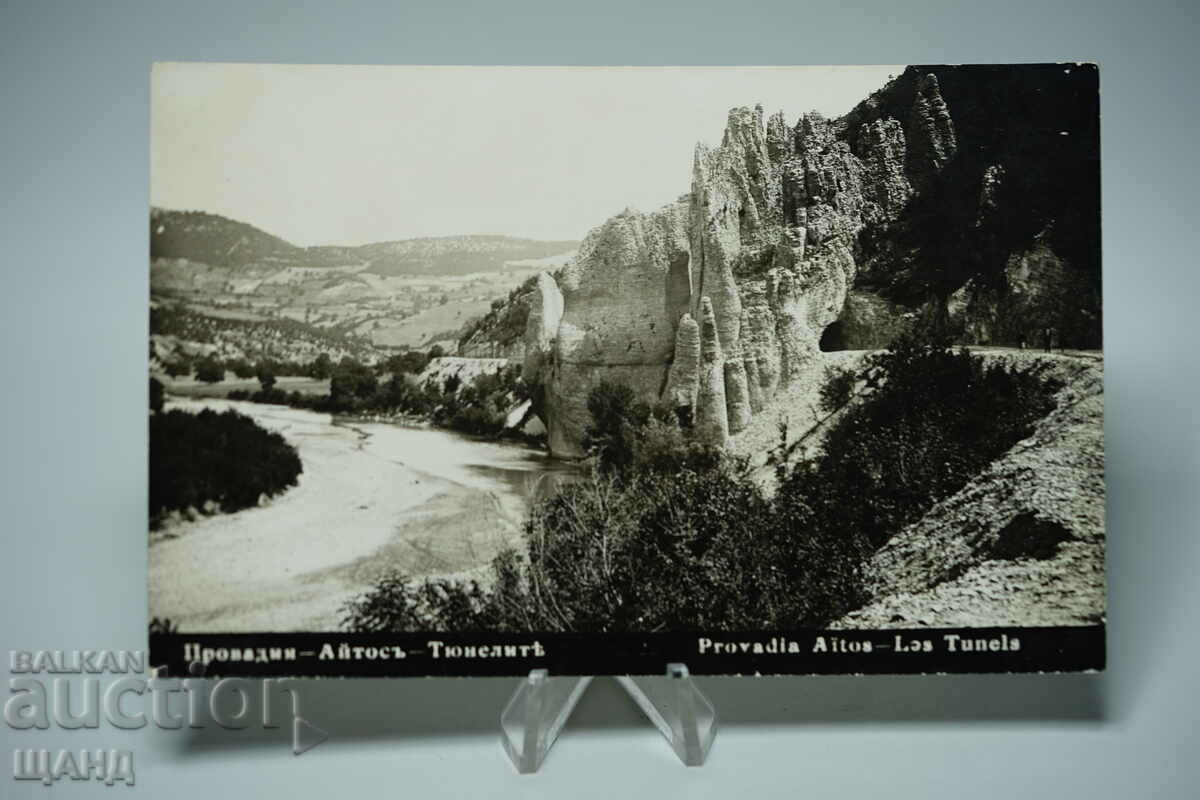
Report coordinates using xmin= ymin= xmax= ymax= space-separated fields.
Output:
xmin=697 ymin=634 xmax=1021 ymax=655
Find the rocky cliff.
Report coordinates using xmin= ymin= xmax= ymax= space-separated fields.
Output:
xmin=507 ymin=64 xmax=1100 ymax=457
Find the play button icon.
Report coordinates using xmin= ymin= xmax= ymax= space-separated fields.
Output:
xmin=292 ymin=716 xmax=329 ymax=755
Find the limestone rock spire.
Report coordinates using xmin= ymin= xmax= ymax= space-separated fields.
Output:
xmin=695 ymin=297 xmax=729 ymax=447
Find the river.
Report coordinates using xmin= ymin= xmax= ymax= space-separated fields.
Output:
xmin=148 ymin=398 xmax=576 ymax=632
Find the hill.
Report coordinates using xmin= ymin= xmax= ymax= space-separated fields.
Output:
xmin=353 ymin=236 xmax=578 ymax=277
xmin=150 ymin=208 xmax=578 ymax=360
xmin=151 ymin=208 xmax=303 ymax=268
xmin=150 ymin=208 xmax=577 ymax=277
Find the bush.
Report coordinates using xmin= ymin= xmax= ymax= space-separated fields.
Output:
xmin=342 ymin=571 xmax=505 ymax=632
xmin=817 ymin=364 xmax=858 ymax=415
xmin=382 ymin=351 xmax=430 ymax=377
xmin=524 ymin=467 xmax=865 ymax=629
xmin=783 ymin=332 xmax=1060 ymax=549
xmin=343 ymin=461 xmax=868 ymax=632
xmin=228 ymin=359 xmax=256 ymax=379
xmin=428 ymin=364 xmax=526 ymax=437
xmin=330 ymin=358 xmax=377 ymax=409
xmin=583 ymin=381 xmax=710 ymax=476
xmin=163 ymin=359 xmax=192 ymax=378
xmin=194 ymin=358 xmax=224 ymax=384
xmin=149 ymin=377 xmax=164 ymax=413
xmin=309 ymin=352 xmax=333 ymax=380
xmin=149 ymin=408 xmax=302 ymax=523
xmin=256 ymin=362 xmax=277 ymax=392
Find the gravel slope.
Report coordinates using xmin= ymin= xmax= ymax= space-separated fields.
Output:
xmin=835 ymin=352 xmax=1105 ymax=628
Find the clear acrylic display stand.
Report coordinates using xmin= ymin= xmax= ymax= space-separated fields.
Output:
xmin=499 ymin=663 xmax=717 ymax=773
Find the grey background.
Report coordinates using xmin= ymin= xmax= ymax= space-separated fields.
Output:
xmin=2 ymin=0 xmax=1197 ymax=796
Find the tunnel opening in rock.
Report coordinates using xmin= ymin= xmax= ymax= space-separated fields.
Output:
xmin=819 ymin=320 xmax=847 ymax=351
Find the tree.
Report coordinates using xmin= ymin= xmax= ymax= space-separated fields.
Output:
xmin=330 ymin=358 xmax=378 ymax=407
xmin=255 ymin=362 xmax=277 ymax=392
xmin=309 ymin=352 xmax=333 ymax=380
xmin=194 ymin=358 xmax=224 ymax=384
xmin=428 ymin=344 xmax=446 ymax=360
xmin=384 ymin=351 xmax=430 ymax=376
xmin=228 ymin=359 xmax=255 ymax=379
xmin=817 ymin=364 xmax=858 ymax=415
xmin=583 ymin=381 xmax=644 ymax=474
xmin=163 ymin=359 xmax=191 ymax=378
xmin=150 ymin=408 xmax=302 ymax=524
xmin=149 ymin=377 xmax=164 ymax=413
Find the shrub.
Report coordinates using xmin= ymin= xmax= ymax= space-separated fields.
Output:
xmin=330 ymin=358 xmax=377 ymax=408
xmin=817 ymin=364 xmax=858 ymax=415
xmin=149 ymin=377 xmax=164 ymax=413
xmin=343 ymin=462 xmax=868 ymax=632
xmin=456 ymin=274 xmax=540 ymax=352
xmin=582 ymin=381 xmax=652 ymax=474
xmin=228 ymin=359 xmax=256 ymax=379
xmin=256 ymin=362 xmax=277 ymax=392
xmin=342 ymin=571 xmax=504 ymax=632
xmin=194 ymin=358 xmax=224 ymax=384
xmin=149 ymin=408 xmax=302 ymax=523
xmin=163 ymin=360 xmax=192 ymax=378
xmin=783 ymin=332 xmax=1060 ymax=549
xmin=582 ymin=381 xmax=709 ymax=476
xmin=382 ymin=351 xmax=429 ymax=377
xmin=309 ymin=352 xmax=333 ymax=379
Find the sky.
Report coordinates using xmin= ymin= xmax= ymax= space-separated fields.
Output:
xmin=152 ymin=64 xmax=903 ymax=246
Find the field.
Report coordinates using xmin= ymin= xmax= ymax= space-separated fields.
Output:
xmin=368 ymin=297 xmax=495 ymax=349
xmin=151 ymin=255 xmax=566 ymax=364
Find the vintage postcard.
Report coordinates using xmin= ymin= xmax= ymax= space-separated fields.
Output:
xmin=148 ymin=63 xmax=1103 ymax=676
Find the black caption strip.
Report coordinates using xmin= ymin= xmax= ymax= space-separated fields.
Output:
xmin=151 ymin=626 xmax=1103 ymax=678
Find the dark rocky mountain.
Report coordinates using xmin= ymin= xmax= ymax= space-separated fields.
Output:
xmin=150 ymin=208 xmax=578 ymax=276
xmin=833 ymin=63 xmax=1101 ymax=350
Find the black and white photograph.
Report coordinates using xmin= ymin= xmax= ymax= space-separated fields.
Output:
xmin=146 ymin=63 xmax=1104 ymax=677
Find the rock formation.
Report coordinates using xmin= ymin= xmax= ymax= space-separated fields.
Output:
xmin=505 ymin=65 xmax=1100 ymax=457
xmin=905 ymin=73 xmax=958 ymax=192
xmin=663 ymin=313 xmax=700 ymax=416
xmin=521 ymin=271 xmax=563 ymax=386
xmin=520 ymin=78 xmax=955 ymax=456
xmin=695 ymin=298 xmax=729 ymax=445
xmin=535 ymin=201 xmax=691 ymax=456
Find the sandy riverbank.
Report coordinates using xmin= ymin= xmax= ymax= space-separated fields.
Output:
xmin=148 ymin=398 xmax=559 ymax=632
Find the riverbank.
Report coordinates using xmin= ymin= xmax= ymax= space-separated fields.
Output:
xmin=148 ymin=397 xmax=561 ymax=632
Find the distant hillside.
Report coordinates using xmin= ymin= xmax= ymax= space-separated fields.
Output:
xmin=151 ymin=209 xmax=302 ymax=268
xmin=352 ymin=236 xmax=578 ymax=277
xmin=150 ymin=208 xmax=578 ymax=276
